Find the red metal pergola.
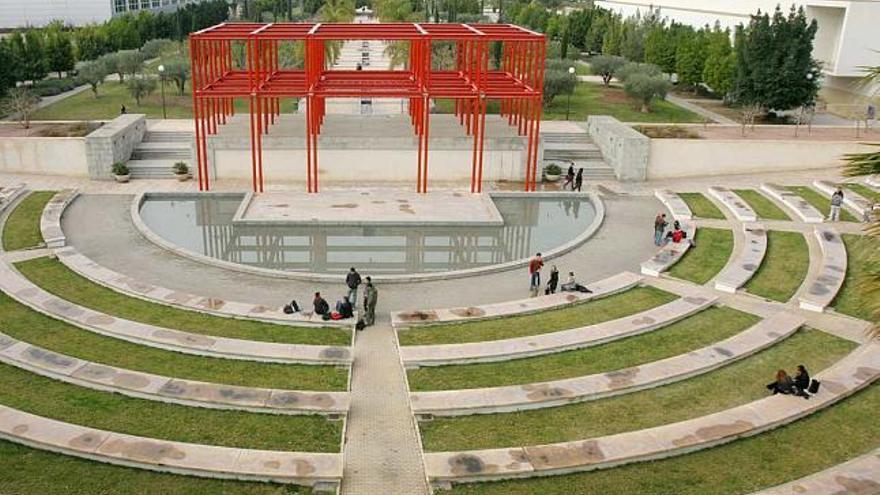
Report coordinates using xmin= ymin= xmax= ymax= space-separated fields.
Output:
xmin=189 ymin=22 xmax=545 ymax=193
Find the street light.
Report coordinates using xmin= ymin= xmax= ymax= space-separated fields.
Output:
xmin=157 ymin=64 xmax=167 ymax=120
xmin=566 ymin=66 xmax=576 ymax=121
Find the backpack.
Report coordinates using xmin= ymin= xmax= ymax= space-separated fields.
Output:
xmin=283 ymin=299 xmax=300 ymax=314
xmin=672 ymin=230 xmax=684 ymax=243
xmin=355 ymin=319 xmax=366 ymax=331
xmin=808 ymin=379 xmax=821 ymax=394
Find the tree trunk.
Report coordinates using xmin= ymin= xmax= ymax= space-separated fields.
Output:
xmin=641 ymin=102 xmax=650 ymax=113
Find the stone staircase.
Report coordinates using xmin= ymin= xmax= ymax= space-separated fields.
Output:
xmin=542 ymin=132 xmax=616 ymax=181
xmin=126 ymin=130 xmax=193 ymax=179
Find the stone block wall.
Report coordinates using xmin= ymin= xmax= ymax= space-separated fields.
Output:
xmin=84 ymin=114 xmax=146 ymax=179
xmin=586 ymin=116 xmax=650 ymax=181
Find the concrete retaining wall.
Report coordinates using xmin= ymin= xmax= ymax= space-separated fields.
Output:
xmin=84 ymin=114 xmax=146 ymax=179
xmin=647 ymin=138 xmax=875 ymax=179
xmin=0 ymin=137 xmax=88 ymax=176
xmin=586 ymin=116 xmax=650 ymax=181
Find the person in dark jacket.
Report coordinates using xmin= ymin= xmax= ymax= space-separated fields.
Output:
xmin=313 ymin=292 xmax=329 ymax=316
xmin=546 ymin=265 xmax=559 ymax=294
xmin=766 ymin=369 xmax=796 ymax=395
xmin=363 ymin=277 xmax=378 ymax=326
xmin=335 ymin=296 xmax=354 ymax=319
xmin=346 ymin=267 xmax=362 ymax=309
xmin=573 ymin=168 xmax=584 ymax=192
xmin=794 ymin=364 xmax=811 ymax=399
xmin=562 ymin=163 xmax=575 ymax=190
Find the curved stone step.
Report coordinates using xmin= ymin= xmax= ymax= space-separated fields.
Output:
xmin=0 ymin=183 xmax=27 ymax=215
xmin=39 ymin=189 xmax=77 ymax=249
xmin=411 ymin=312 xmax=802 ymax=417
xmin=813 ymin=180 xmax=872 ymax=219
xmin=714 ymin=223 xmax=767 ymax=294
xmin=748 ymin=448 xmax=880 ymax=495
xmin=0 ymin=332 xmax=349 ymax=416
xmin=424 ymin=342 xmax=879 ymax=487
xmin=708 ymin=186 xmax=757 ymax=222
xmin=798 ymin=227 xmax=847 ymax=313
xmin=55 ymin=246 xmax=351 ymax=329
xmin=0 ymin=404 xmax=343 ymax=490
xmin=401 ymin=294 xmax=716 ymax=367
xmin=0 ymin=261 xmax=352 ymax=365
xmin=866 ymin=175 xmax=880 ymax=189
xmin=760 ymin=184 xmax=824 ymax=223
xmin=391 ymin=272 xmax=641 ymax=329
xmin=654 ymin=190 xmax=692 ymax=221
xmin=640 ymin=222 xmax=696 ymax=277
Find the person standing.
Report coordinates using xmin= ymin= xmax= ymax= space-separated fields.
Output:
xmin=345 ymin=267 xmax=362 ymax=309
xmin=562 ymin=163 xmax=575 ymax=190
xmin=528 ymin=253 xmax=544 ymax=294
xmin=546 ymin=265 xmax=559 ymax=295
xmin=573 ymin=168 xmax=584 ymax=192
xmin=654 ymin=213 xmax=668 ymax=246
xmin=363 ymin=276 xmax=378 ymax=326
xmin=829 ymin=188 xmax=844 ymax=221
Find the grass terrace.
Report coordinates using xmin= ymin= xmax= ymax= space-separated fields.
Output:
xmin=16 ymin=257 xmax=350 ymax=346
xmin=407 ymin=306 xmax=758 ymax=391
xmin=0 ymin=362 xmax=341 ymax=452
xmin=832 ymin=234 xmax=879 ymax=322
xmin=0 ymin=292 xmax=348 ymax=391
xmin=398 ymin=287 xmax=676 ymax=346
xmin=2 ymin=191 xmax=55 ymax=251
xmin=744 ymin=231 xmax=810 ymax=302
xmin=420 ymin=328 xmax=854 ymax=451
xmin=733 ymin=189 xmax=791 ymax=220
xmin=447 ymin=382 xmax=879 ymax=495
xmin=844 ymin=183 xmax=880 ymax=203
xmin=785 ymin=185 xmax=858 ymax=222
xmin=678 ymin=192 xmax=725 ymax=219
xmin=0 ymin=439 xmax=310 ymax=495
xmin=667 ymin=228 xmax=734 ymax=285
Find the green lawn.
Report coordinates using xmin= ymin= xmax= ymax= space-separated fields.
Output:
xmin=744 ymin=231 xmax=810 ymax=303
xmin=2 ymin=191 xmax=55 ymax=251
xmin=32 ymin=81 xmax=298 ymax=121
xmin=0 ymin=362 xmax=340 ymax=452
xmin=0 ymin=440 xmax=308 ymax=495
xmin=832 ymin=234 xmax=879 ymax=322
xmin=448 ymin=382 xmax=879 ymax=495
xmin=16 ymin=257 xmax=350 ymax=346
xmin=844 ymin=183 xmax=880 ymax=203
xmin=0 ymin=292 xmax=347 ymax=391
xmin=421 ymin=328 xmax=853 ymax=451
xmin=407 ymin=307 xmax=759 ymax=391
xmin=785 ymin=186 xmax=857 ymax=222
xmin=542 ymin=82 xmax=702 ymax=123
xmin=733 ymin=189 xmax=791 ymax=221
xmin=398 ymin=287 xmax=676 ymax=346
xmin=678 ymin=192 xmax=725 ymax=219
xmin=667 ymin=228 xmax=734 ymax=285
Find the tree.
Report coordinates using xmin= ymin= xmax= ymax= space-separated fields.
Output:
xmin=105 ymin=16 xmax=141 ymax=51
xmin=76 ymin=60 xmax=108 ymax=96
xmin=615 ymin=61 xmax=661 ymax=83
xmin=161 ymin=58 xmax=190 ymax=95
xmin=319 ymin=0 xmax=355 ymax=65
xmin=46 ymin=26 xmax=76 ymax=78
xmin=542 ymin=69 xmax=576 ymax=105
xmin=118 ymin=50 xmax=146 ymax=79
xmin=74 ymin=25 xmax=110 ymax=61
xmin=643 ymin=24 xmax=676 ymax=74
xmin=126 ymin=77 xmax=156 ymax=105
xmin=703 ymin=26 xmax=735 ymax=99
xmin=675 ymin=29 xmax=707 ymax=88
xmin=0 ymin=40 xmax=16 ymax=96
xmin=9 ymin=30 xmax=48 ymax=83
xmin=623 ymin=72 xmax=670 ymax=112
xmin=590 ymin=55 xmax=625 ymax=86
xmin=3 ymin=87 xmax=40 ymax=129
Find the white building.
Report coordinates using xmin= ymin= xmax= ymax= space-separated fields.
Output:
xmin=595 ymin=0 xmax=880 ymax=104
xmin=0 ymin=0 xmax=211 ymax=29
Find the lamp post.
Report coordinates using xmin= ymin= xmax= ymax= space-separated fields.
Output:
xmin=157 ymin=64 xmax=167 ymax=120
xmin=566 ymin=66 xmax=576 ymax=121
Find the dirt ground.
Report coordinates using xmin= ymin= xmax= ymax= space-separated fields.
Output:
xmin=0 ymin=122 xmax=101 ymax=137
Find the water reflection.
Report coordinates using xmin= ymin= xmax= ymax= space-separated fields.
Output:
xmin=139 ymin=194 xmax=596 ymax=275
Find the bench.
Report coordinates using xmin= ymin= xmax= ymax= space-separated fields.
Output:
xmin=40 ymin=189 xmax=78 ymax=249
xmin=640 ymin=222 xmax=696 ymax=277
xmin=708 ymin=187 xmax=757 ymax=222
xmin=760 ymin=184 xmax=823 ymax=223
xmin=714 ymin=223 xmax=767 ymax=293
xmin=798 ymin=228 xmax=847 ymax=313
xmin=654 ymin=190 xmax=693 ymax=220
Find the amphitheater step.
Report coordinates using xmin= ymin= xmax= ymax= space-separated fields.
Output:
xmin=142 ymin=130 xmax=193 ymax=143
xmin=126 ymin=159 xmax=187 ymax=179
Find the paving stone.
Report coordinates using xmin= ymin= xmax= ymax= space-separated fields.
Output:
xmin=749 ymin=449 xmax=880 ymax=495
xmin=39 ymin=189 xmax=78 ymax=248
xmin=401 ymin=294 xmax=715 ymax=367
xmin=654 ymin=190 xmax=693 ymax=220
xmin=0 ymin=261 xmax=351 ymax=365
xmin=392 ymin=272 xmax=641 ymax=329
xmin=799 ymin=227 xmax=847 ymax=313
xmin=813 ymin=180 xmax=872 ymax=219
xmin=423 ymin=341 xmax=879 ymax=486
xmin=640 ymin=222 xmax=696 ymax=277
xmin=708 ymin=186 xmax=757 ymax=222
xmin=761 ymin=184 xmax=824 ymax=223
xmin=410 ymin=312 xmax=802 ymax=416
xmin=715 ymin=223 xmax=767 ymax=293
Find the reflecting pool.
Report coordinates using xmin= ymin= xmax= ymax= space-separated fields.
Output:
xmin=139 ymin=194 xmax=597 ymax=275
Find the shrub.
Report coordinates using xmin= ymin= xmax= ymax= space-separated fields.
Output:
xmin=111 ymin=162 xmax=129 ymax=176
xmin=543 ymin=69 xmax=577 ymax=105
xmin=544 ymin=163 xmax=562 ymax=175
xmin=589 ymin=55 xmax=625 ymax=86
xmin=624 ymin=72 xmax=671 ymax=113
xmin=140 ymin=39 xmax=174 ymax=59
xmin=173 ymin=161 xmax=189 ymax=175
xmin=615 ymin=61 xmax=662 ymax=83
xmin=634 ymin=125 xmax=701 ymax=139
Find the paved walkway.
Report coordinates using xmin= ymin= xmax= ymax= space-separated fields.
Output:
xmin=665 ymin=94 xmax=739 ymax=125
xmin=342 ymin=318 xmax=429 ymax=494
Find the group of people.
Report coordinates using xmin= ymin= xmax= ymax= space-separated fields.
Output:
xmin=528 ymin=253 xmax=593 ymax=297
xmin=766 ymin=365 xmax=819 ymax=400
xmin=286 ymin=267 xmax=379 ymax=329
xmin=562 ymin=163 xmax=585 ymax=192
xmin=652 ymin=213 xmax=693 ymax=247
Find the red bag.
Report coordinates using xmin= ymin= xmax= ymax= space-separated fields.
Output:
xmin=330 ymin=312 xmax=344 ymax=320
xmin=672 ymin=230 xmax=684 ymax=243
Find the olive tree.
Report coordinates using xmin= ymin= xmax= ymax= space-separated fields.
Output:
xmin=623 ymin=72 xmax=670 ymax=112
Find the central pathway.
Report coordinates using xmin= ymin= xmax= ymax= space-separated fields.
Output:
xmin=342 ymin=316 xmax=429 ymax=495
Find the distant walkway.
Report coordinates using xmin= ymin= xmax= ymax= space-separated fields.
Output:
xmin=665 ymin=94 xmax=738 ymax=125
